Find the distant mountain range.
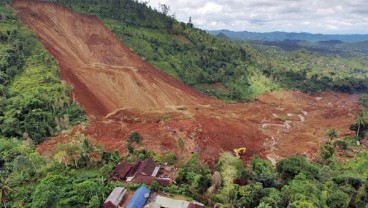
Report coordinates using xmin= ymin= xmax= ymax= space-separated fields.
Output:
xmin=208 ymin=30 xmax=368 ymax=43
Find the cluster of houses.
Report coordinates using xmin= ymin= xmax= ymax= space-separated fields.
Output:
xmin=103 ymin=138 xmax=368 ymax=207
xmin=103 ymin=186 xmax=203 ymax=208
xmin=104 ymin=157 xmax=204 ymax=208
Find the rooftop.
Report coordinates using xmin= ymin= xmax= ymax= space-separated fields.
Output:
xmin=126 ymin=185 xmax=151 ymax=208
xmin=103 ymin=187 xmax=126 ymax=208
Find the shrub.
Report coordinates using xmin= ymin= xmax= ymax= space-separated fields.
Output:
xmin=281 ymin=173 xmax=321 ymax=207
xmin=126 ymin=143 xmax=134 ymax=154
xmin=332 ymin=175 xmax=363 ymax=190
xmin=162 ymin=152 xmax=176 ymax=165
xmin=326 ymin=128 xmax=339 ymax=140
xmin=276 ymin=155 xmax=320 ymax=182
xmin=326 ymin=189 xmax=350 ymax=208
xmin=150 ymin=180 xmax=160 ymax=191
xmin=88 ymin=195 xmax=101 ymax=208
xmin=30 ymin=174 xmax=67 ymax=208
xmin=359 ymin=94 xmax=368 ymax=109
xmin=250 ymin=156 xmax=277 ymax=187
xmin=128 ymin=132 xmax=143 ymax=144
xmin=334 ymin=140 xmax=348 ymax=150
xmin=320 ymin=143 xmax=335 ymax=163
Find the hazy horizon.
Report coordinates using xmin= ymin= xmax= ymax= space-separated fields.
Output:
xmin=208 ymin=29 xmax=368 ymax=35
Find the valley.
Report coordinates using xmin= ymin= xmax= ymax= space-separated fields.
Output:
xmin=1 ymin=0 xmax=368 ymax=207
xmin=13 ymin=0 xmax=360 ymax=165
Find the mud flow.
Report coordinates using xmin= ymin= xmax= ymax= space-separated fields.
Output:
xmin=13 ymin=0 xmax=360 ymax=165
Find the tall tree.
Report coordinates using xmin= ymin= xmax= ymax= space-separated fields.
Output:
xmin=355 ymin=112 xmax=368 ymax=136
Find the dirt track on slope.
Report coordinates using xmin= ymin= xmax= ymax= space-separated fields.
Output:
xmin=13 ymin=0 xmax=361 ymax=165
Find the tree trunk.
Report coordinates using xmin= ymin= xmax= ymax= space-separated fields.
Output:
xmin=357 ymin=124 xmax=360 ymax=137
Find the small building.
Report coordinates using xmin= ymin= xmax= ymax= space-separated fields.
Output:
xmin=153 ymin=195 xmax=190 ymax=208
xmin=144 ymin=196 xmax=204 ymax=208
xmin=126 ymin=185 xmax=151 ymax=208
xmin=114 ymin=162 xmax=134 ymax=179
xmin=128 ymin=158 xmax=160 ymax=181
xmin=114 ymin=158 xmax=171 ymax=186
xmin=103 ymin=187 xmax=127 ymax=208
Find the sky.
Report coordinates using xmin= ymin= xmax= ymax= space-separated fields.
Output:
xmin=141 ymin=0 xmax=368 ymax=34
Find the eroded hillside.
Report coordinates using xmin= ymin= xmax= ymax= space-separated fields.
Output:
xmin=13 ymin=0 xmax=206 ymax=117
xmin=13 ymin=0 xmax=361 ymax=165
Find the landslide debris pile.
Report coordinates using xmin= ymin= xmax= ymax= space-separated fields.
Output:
xmin=13 ymin=0 xmax=204 ymax=117
xmin=13 ymin=0 xmax=360 ymax=164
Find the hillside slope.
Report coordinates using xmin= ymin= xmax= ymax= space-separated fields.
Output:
xmin=13 ymin=0 xmax=361 ymax=164
xmin=13 ymin=0 xmax=206 ymax=117
xmin=0 ymin=2 xmax=85 ymax=144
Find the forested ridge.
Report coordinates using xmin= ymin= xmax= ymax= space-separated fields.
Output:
xmin=208 ymin=30 xmax=368 ymax=43
xmin=249 ymin=40 xmax=368 ymax=93
xmin=0 ymin=0 xmax=368 ymax=207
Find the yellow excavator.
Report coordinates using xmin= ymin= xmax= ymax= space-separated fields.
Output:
xmin=233 ymin=147 xmax=247 ymax=157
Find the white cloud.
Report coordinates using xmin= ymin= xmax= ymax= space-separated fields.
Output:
xmin=142 ymin=0 xmax=368 ymax=34
xmin=196 ymin=2 xmax=223 ymax=15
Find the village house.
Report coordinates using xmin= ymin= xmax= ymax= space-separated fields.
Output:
xmin=103 ymin=187 xmax=127 ymax=208
xmin=113 ymin=158 xmax=171 ymax=186
xmin=126 ymin=186 xmax=151 ymax=208
xmin=144 ymin=195 xmax=204 ymax=208
xmin=104 ymin=184 xmax=204 ymax=208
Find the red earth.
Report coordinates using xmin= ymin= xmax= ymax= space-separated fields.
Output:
xmin=13 ymin=0 xmax=361 ymax=166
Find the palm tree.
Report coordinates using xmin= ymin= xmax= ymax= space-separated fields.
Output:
xmin=0 ymin=178 xmax=12 ymax=208
xmin=355 ymin=112 xmax=368 ymax=137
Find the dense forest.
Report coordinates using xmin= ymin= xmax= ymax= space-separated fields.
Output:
xmin=0 ymin=2 xmax=85 ymax=144
xmin=0 ymin=0 xmax=368 ymax=207
xmin=249 ymin=40 xmax=368 ymax=93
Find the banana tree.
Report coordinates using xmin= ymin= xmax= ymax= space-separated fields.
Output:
xmin=0 ymin=178 xmax=12 ymax=208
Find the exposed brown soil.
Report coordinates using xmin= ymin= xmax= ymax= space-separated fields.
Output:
xmin=13 ymin=0 xmax=361 ymax=166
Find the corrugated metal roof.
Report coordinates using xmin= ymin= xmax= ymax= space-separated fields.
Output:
xmin=104 ymin=187 xmax=126 ymax=207
xmin=139 ymin=158 xmax=157 ymax=176
xmin=155 ymin=195 xmax=190 ymax=208
xmin=114 ymin=163 xmax=133 ymax=179
xmin=126 ymin=185 xmax=151 ymax=208
xmin=151 ymin=166 xmax=160 ymax=177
